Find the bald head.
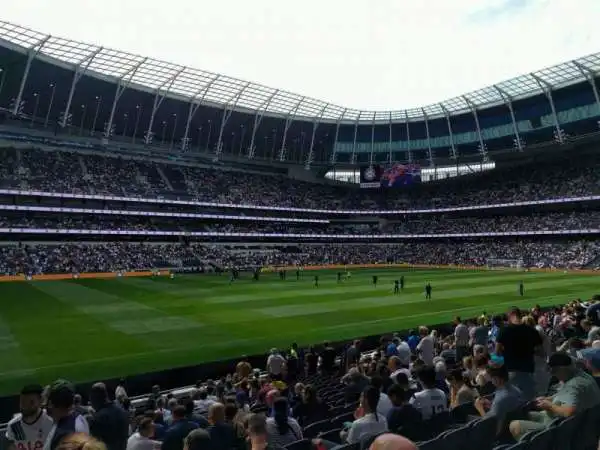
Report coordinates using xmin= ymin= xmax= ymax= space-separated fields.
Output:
xmin=370 ymin=434 xmax=417 ymax=450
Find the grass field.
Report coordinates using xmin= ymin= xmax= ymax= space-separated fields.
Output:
xmin=0 ymin=268 xmax=597 ymax=396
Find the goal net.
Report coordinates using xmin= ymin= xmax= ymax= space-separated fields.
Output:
xmin=486 ymin=258 xmax=525 ymax=271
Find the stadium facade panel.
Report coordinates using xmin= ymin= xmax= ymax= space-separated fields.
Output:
xmin=0 ymin=21 xmax=599 ymax=166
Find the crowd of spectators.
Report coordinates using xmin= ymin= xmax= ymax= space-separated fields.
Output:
xmin=0 ymin=241 xmax=598 ymax=275
xmin=1 ymin=211 xmax=599 ymax=236
xmin=7 ymin=297 xmax=600 ymax=450
xmin=1 ymin=146 xmax=600 ymax=209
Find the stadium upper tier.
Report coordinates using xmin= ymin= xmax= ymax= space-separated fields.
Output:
xmin=1 ymin=21 xmax=600 ymax=164
xmin=1 ymin=146 xmax=599 ymax=212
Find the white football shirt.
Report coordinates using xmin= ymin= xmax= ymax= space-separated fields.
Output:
xmin=6 ymin=411 xmax=54 ymax=450
xmin=410 ymin=388 xmax=448 ymax=420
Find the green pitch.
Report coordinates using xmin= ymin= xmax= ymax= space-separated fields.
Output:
xmin=0 ymin=268 xmax=596 ymax=396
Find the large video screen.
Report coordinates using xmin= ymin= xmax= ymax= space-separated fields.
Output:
xmin=380 ymin=164 xmax=422 ymax=187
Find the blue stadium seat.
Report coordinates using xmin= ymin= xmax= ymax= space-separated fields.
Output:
xmin=318 ymin=428 xmax=344 ymax=444
xmin=466 ymin=416 xmax=497 ymax=450
xmin=551 ymin=415 xmax=579 ymax=450
xmin=438 ymin=425 xmax=471 ymax=450
xmin=284 ymin=439 xmax=312 ymax=450
xmin=304 ymin=419 xmax=333 ymax=439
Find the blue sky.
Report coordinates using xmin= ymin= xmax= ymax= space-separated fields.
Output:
xmin=3 ymin=0 xmax=598 ymax=110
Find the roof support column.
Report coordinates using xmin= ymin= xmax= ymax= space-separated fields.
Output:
xmin=143 ymin=67 xmax=185 ymax=145
xmin=405 ymin=112 xmax=412 ymax=164
xmin=106 ymin=58 xmax=147 ymax=140
xmin=494 ymin=85 xmax=522 ymax=151
xmin=388 ymin=112 xmax=393 ymax=165
xmin=441 ymin=104 xmax=457 ymax=159
xmin=278 ymin=97 xmax=305 ymax=162
xmin=13 ymin=35 xmax=50 ymax=116
xmin=247 ymin=90 xmax=279 ymax=159
xmin=215 ymin=82 xmax=250 ymax=159
xmin=531 ymin=74 xmax=562 ymax=143
xmin=369 ymin=113 xmax=376 ymax=167
xmin=463 ymin=96 xmax=488 ymax=161
xmin=305 ymin=103 xmax=329 ymax=170
xmin=573 ymin=61 xmax=600 ymax=117
xmin=329 ymin=109 xmax=346 ymax=165
xmin=61 ymin=48 xmax=103 ymax=128
xmin=350 ymin=113 xmax=361 ymax=165
xmin=422 ymin=108 xmax=434 ymax=166
xmin=181 ymin=75 xmax=219 ymax=151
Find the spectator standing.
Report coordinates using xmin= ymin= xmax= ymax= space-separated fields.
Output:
xmin=454 ymin=317 xmax=470 ymax=362
xmin=407 ymin=330 xmax=420 ymax=353
xmin=207 ymin=403 xmax=238 ymax=450
xmin=266 ymin=349 xmax=286 ymax=380
xmin=320 ymin=342 xmax=337 ymax=373
xmin=346 ymin=340 xmax=361 ymax=370
xmin=43 ymin=380 xmax=89 ymax=450
xmin=126 ymin=418 xmax=160 ymax=450
xmin=495 ymin=307 xmax=542 ymax=400
xmin=183 ymin=429 xmax=212 ymax=450
xmin=6 ymin=385 xmax=54 ymax=450
xmin=416 ymin=327 xmax=434 ymax=366
xmin=88 ymin=383 xmax=130 ymax=450
xmin=115 ymin=379 xmax=127 ymax=403
xmin=162 ymin=406 xmax=199 ymax=450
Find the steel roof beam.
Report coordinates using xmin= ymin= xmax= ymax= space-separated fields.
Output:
xmin=215 ymin=82 xmax=251 ymax=158
xmin=12 ymin=34 xmax=51 ymax=116
xmin=330 ymin=108 xmax=347 ymax=165
xmin=350 ymin=112 xmax=362 ymax=165
xmin=144 ymin=66 xmax=186 ymax=144
xmin=305 ymin=103 xmax=329 ymax=170
xmin=422 ymin=108 xmax=434 ymax=166
xmin=105 ymin=57 xmax=147 ymax=139
xmin=278 ymin=96 xmax=305 ymax=162
xmin=573 ymin=61 xmax=600 ymax=113
xmin=463 ymin=96 xmax=487 ymax=161
xmin=248 ymin=89 xmax=280 ymax=159
xmin=440 ymin=103 xmax=457 ymax=159
xmin=531 ymin=73 xmax=562 ymax=142
xmin=493 ymin=85 xmax=522 ymax=152
xmin=61 ymin=46 xmax=104 ymax=127
xmin=181 ymin=75 xmax=220 ymax=151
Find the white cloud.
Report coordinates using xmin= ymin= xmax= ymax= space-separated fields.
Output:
xmin=2 ymin=0 xmax=599 ymax=110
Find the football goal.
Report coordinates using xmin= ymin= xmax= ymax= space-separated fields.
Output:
xmin=486 ymin=258 xmax=525 ymax=271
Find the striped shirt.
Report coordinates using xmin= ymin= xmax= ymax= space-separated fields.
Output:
xmin=6 ymin=411 xmax=54 ymax=450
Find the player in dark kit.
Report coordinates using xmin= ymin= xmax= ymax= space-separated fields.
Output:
xmin=372 ymin=275 xmax=378 ymax=286
xmin=425 ymin=283 xmax=432 ymax=300
xmin=296 ymin=269 xmax=301 ymax=281
xmin=519 ymin=280 xmax=524 ymax=297
xmin=400 ymin=275 xmax=405 ymax=291
xmin=337 ymin=272 xmax=342 ymax=283
xmin=314 ymin=275 xmax=319 ymax=287
xmin=253 ymin=267 xmax=260 ymax=281
xmin=394 ymin=279 xmax=400 ymax=294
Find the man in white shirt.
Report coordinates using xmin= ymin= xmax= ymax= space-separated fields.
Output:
xmin=127 ymin=418 xmax=160 ymax=450
xmin=266 ymin=348 xmax=286 ymax=379
xmin=454 ymin=317 xmax=470 ymax=362
xmin=6 ymin=385 xmax=54 ymax=450
xmin=345 ymin=386 xmax=388 ymax=444
xmin=410 ymin=367 xmax=448 ymax=420
xmin=371 ymin=377 xmax=393 ymax=417
xmin=416 ymin=327 xmax=434 ymax=366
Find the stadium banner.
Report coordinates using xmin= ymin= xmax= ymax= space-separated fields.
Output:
xmin=0 ymin=271 xmax=170 ymax=282
xmin=0 ymin=264 xmax=596 ymax=282
xmin=0 ymin=188 xmax=598 ymax=215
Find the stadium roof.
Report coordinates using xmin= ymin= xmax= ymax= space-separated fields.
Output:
xmin=1 ymin=20 xmax=600 ymax=124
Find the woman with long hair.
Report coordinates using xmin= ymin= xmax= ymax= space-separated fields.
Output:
xmin=265 ymin=397 xmax=302 ymax=448
xmin=292 ymin=384 xmax=329 ymax=427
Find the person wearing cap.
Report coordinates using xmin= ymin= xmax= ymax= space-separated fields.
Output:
xmin=579 ymin=347 xmax=600 ymax=389
xmin=495 ymin=307 xmax=542 ymax=401
xmin=43 ymin=380 xmax=89 ymax=450
xmin=509 ymin=352 xmax=600 ymax=440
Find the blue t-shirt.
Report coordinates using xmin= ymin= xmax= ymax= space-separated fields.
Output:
xmin=407 ymin=336 xmax=420 ymax=352
xmin=486 ymin=383 xmax=522 ymax=420
xmin=386 ymin=343 xmax=398 ymax=357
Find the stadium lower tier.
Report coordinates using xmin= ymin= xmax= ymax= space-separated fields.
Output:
xmin=0 ymin=267 xmax=596 ymax=396
xmin=0 ymin=240 xmax=599 ymax=275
